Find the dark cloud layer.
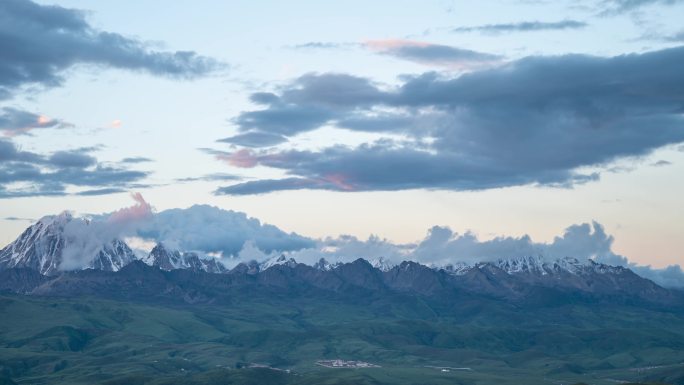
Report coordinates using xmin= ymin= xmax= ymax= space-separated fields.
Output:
xmin=0 ymin=139 xmax=148 ymax=198
xmin=0 ymin=0 xmax=222 ymax=99
xmin=218 ymin=46 xmax=684 ymax=194
xmin=452 ymin=20 xmax=587 ymax=33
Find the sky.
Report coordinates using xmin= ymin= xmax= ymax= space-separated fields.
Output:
xmin=1 ymin=0 xmax=683 ymax=274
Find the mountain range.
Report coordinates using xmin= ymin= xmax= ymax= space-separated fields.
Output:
xmin=0 ymin=213 xmax=681 ymax=308
xmin=2 ymin=213 xmax=684 ymax=385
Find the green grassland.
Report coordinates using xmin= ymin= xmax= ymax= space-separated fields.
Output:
xmin=0 ymin=293 xmax=683 ymax=385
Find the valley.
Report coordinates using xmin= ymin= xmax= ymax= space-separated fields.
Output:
xmin=1 ymin=276 xmax=683 ymax=385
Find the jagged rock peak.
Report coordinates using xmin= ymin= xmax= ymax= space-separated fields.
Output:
xmin=260 ymin=254 xmax=297 ymax=270
xmin=312 ymin=257 xmax=344 ymax=271
xmin=143 ymin=242 xmax=227 ymax=273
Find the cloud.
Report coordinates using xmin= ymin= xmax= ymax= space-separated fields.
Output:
xmin=120 ymin=157 xmax=153 ymax=164
xmin=599 ymin=0 xmax=684 ymax=15
xmin=364 ymin=40 xmax=503 ymax=68
xmin=217 ymin=131 xmax=288 ymax=147
xmin=215 ymin=144 xmax=601 ymax=195
xmin=60 ymin=193 xmax=153 ymax=270
xmin=175 ymin=173 xmax=242 ymax=183
xmin=651 ymin=160 xmax=672 ymax=166
xmin=51 ymin=201 xmax=313 ymax=269
xmin=640 ymin=30 xmax=684 ymax=42
xmin=287 ymin=40 xmax=502 ymax=69
xmin=135 ymin=204 xmax=315 ymax=258
xmin=290 ymin=42 xmax=352 ymax=50
xmin=48 ymin=150 xmax=96 ymax=168
xmin=664 ymin=31 xmax=684 ymax=41
xmin=108 ymin=192 xmax=153 ymax=224
xmin=0 ymin=107 xmax=71 ymax=136
xmin=452 ymin=20 xmax=588 ymax=34
xmin=74 ymin=188 xmax=127 ymax=196
xmin=224 ymin=148 xmax=260 ymax=168
xmin=282 ymin=221 xmax=684 ymax=288
xmin=217 ymin=46 xmax=684 ymax=194
xmin=0 ymin=0 xmax=223 ymax=99
xmin=225 ymin=73 xmax=383 ymax=140
xmin=408 ymin=223 xmax=611 ymax=266
xmin=407 ymin=222 xmax=625 ymax=267
xmin=0 ymin=138 xmax=149 ymax=198
xmin=3 ymin=216 xmax=34 ymax=221
xmin=412 ymin=221 xmax=684 ymax=288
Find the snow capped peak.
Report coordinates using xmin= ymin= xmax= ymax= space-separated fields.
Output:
xmin=370 ymin=257 xmax=395 ymax=272
xmin=88 ymin=239 xmax=137 ymax=272
xmin=490 ymin=255 xmax=627 ymax=277
xmin=0 ymin=214 xmax=134 ymax=275
xmin=552 ymin=256 xmax=587 ymax=274
xmin=432 ymin=256 xmax=606 ymax=277
xmin=37 ymin=211 xmax=74 ymax=228
xmin=439 ymin=261 xmax=473 ymax=276
xmin=495 ymin=255 xmax=549 ymax=274
xmin=313 ymin=258 xmax=343 ymax=271
xmin=143 ymin=242 xmax=180 ymax=268
xmin=586 ymin=258 xmax=627 ymax=275
xmin=260 ymin=254 xmax=298 ymax=270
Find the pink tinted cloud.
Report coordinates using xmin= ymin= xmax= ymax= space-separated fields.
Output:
xmin=323 ymin=173 xmax=355 ymax=191
xmin=222 ymin=149 xmax=260 ymax=168
xmin=3 ymin=115 xmax=59 ymax=137
xmin=107 ymin=192 xmax=153 ymax=224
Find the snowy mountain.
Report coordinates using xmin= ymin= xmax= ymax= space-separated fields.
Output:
xmin=491 ymin=255 xmax=623 ymax=276
xmin=259 ymin=254 xmax=298 ymax=270
xmin=142 ymin=243 xmax=227 ymax=273
xmin=0 ymin=212 xmax=135 ymax=275
xmin=439 ymin=262 xmax=473 ymax=276
xmin=430 ymin=255 xmax=626 ymax=278
xmin=370 ymin=256 xmax=395 ymax=272
xmin=312 ymin=258 xmax=343 ymax=271
xmin=89 ymin=239 xmax=137 ymax=272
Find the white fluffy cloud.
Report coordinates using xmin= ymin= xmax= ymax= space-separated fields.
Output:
xmin=60 ymin=193 xmax=154 ymax=270
xmin=135 ymin=204 xmax=314 ymax=258
xmin=279 ymin=222 xmax=684 ymax=288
